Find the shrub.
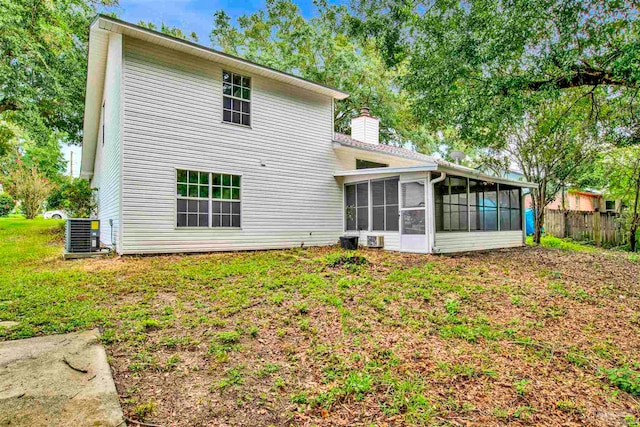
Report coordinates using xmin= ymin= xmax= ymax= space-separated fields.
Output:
xmin=46 ymin=178 xmax=96 ymax=218
xmin=0 ymin=193 xmax=14 ymax=217
xmin=603 ymin=366 xmax=640 ymax=396
xmin=4 ymin=164 xmax=52 ymax=219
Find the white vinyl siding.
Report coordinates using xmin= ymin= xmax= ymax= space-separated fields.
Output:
xmin=91 ymin=33 xmax=122 ymax=252
xmin=120 ymin=37 xmax=341 ymax=253
xmin=435 ymin=231 xmax=524 ymax=253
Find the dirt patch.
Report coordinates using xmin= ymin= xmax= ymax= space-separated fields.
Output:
xmin=93 ymin=246 xmax=640 ymax=426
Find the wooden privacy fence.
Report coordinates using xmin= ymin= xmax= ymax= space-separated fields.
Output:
xmin=544 ymin=209 xmax=623 ymax=246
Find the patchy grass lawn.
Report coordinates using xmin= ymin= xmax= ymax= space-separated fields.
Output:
xmin=1 ymin=217 xmax=639 ymax=426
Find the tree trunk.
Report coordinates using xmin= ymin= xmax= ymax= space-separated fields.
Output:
xmin=532 ymin=185 xmax=546 ymax=244
xmin=631 ymin=170 xmax=640 ymax=252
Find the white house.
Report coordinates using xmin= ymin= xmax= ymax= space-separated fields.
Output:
xmin=80 ymin=15 xmax=536 ymax=255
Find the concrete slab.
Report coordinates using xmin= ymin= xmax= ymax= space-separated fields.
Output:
xmin=62 ymin=250 xmax=110 ymax=260
xmin=0 ymin=329 xmax=124 ymax=427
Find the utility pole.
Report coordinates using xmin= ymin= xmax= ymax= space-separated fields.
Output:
xmin=69 ymin=151 xmax=74 ymax=179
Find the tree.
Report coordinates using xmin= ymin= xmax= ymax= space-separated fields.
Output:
xmin=47 ymin=178 xmax=97 ymax=218
xmin=0 ymin=0 xmax=117 ymax=146
xmin=348 ymin=0 xmax=640 ymax=147
xmin=0 ymin=193 xmax=14 ymax=217
xmin=137 ymin=21 xmax=199 ymax=42
xmin=4 ymin=162 xmax=52 ymax=219
xmin=480 ymin=95 xmax=601 ymax=243
xmin=604 ymin=147 xmax=640 ymax=251
xmin=210 ymin=0 xmax=430 ymax=148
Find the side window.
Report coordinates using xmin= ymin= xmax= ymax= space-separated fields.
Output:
xmin=222 ymin=71 xmax=251 ymax=126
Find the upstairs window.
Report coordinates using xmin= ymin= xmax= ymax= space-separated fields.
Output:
xmin=223 ymin=71 xmax=251 ymax=126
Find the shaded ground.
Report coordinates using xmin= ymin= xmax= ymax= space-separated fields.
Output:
xmin=1 ymin=218 xmax=639 ymax=426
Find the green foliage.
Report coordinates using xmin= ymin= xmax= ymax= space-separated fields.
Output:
xmin=323 ymin=252 xmax=368 ymax=268
xmin=0 ymin=193 xmax=13 ymax=217
xmin=137 ymin=20 xmax=198 ymax=42
xmin=526 ymin=235 xmax=597 ymax=253
xmin=602 ymin=366 xmax=640 ymax=396
xmin=0 ymin=0 xmax=116 ymax=147
xmin=46 ymin=178 xmax=96 ymax=218
xmin=350 ymin=0 xmax=639 ymax=147
xmin=4 ymin=164 xmax=52 ymax=219
xmin=210 ymin=0 xmax=430 ymax=148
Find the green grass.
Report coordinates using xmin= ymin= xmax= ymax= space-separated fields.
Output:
xmin=1 ymin=216 xmax=639 ymax=426
xmin=526 ymin=235 xmax=597 ymax=252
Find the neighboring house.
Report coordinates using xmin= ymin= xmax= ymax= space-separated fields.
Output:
xmin=513 ymin=182 xmax=621 ymax=213
xmin=530 ymin=189 xmax=620 ymax=213
xmin=80 ymin=15 xmax=537 ymax=255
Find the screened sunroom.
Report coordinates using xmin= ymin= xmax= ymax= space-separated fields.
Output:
xmin=335 ymin=166 xmax=536 ymax=254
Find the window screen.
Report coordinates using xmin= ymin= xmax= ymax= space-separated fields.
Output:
xmin=345 ymin=182 xmax=368 ymax=231
xmin=223 ymin=71 xmax=251 ymax=126
xmin=470 ymin=180 xmax=498 ymax=231
xmin=499 ymin=185 xmax=521 ymax=230
xmin=371 ymin=177 xmax=399 ymax=231
xmin=435 ymin=177 xmax=469 ymax=232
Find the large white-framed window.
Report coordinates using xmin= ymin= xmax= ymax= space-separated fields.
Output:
xmin=222 ymin=70 xmax=251 ymax=126
xmin=176 ymin=169 xmax=241 ymax=228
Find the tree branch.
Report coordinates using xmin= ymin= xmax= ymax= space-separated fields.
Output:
xmin=526 ymin=66 xmax=630 ymax=91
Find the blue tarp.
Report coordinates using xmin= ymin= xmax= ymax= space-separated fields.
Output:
xmin=525 ymin=208 xmax=535 ymax=236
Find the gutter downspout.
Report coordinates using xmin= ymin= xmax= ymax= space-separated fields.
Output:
xmin=428 ymin=171 xmax=447 ymax=253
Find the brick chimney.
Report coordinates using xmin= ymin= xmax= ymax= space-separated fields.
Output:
xmin=351 ymin=107 xmax=379 ymax=145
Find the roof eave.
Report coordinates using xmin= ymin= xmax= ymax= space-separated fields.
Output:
xmin=436 ymin=164 xmax=539 ymax=188
xmin=334 ymin=165 xmax=438 ymax=177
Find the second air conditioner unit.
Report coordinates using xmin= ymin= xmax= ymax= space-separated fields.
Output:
xmin=367 ymin=235 xmax=384 ymax=248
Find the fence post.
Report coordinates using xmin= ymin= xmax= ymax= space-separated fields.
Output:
xmin=593 ymin=210 xmax=601 ymax=246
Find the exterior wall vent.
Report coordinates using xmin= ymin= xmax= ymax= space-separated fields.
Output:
xmin=66 ymin=219 xmax=101 ymax=253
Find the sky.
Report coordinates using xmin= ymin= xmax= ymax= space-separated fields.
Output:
xmin=102 ymin=0 xmax=336 ymax=46
xmin=63 ymin=0 xmax=338 ymax=177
